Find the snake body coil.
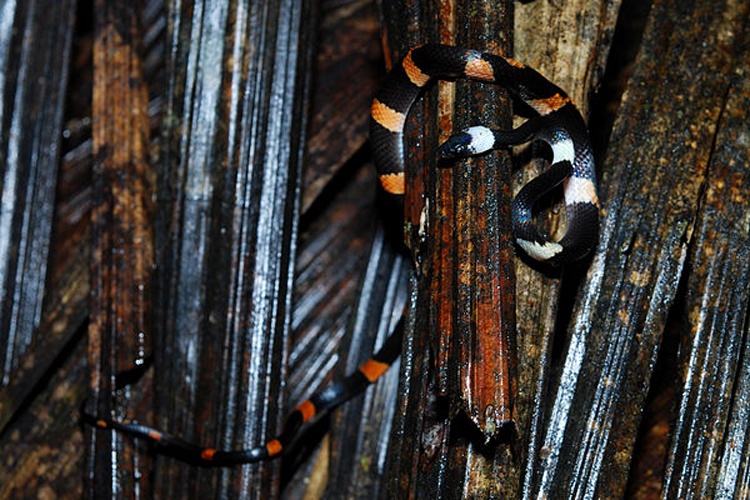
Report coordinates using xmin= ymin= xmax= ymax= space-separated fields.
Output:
xmin=370 ymin=44 xmax=599 ymax=263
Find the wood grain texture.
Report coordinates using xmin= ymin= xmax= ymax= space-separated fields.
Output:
xmin=148 ymin=0 xmax=316 ymax=497
xmin=379 ymin=0 xmax=520 ymax=498
xmin=302 ymin=0 xmax=382 ymax=213
xmin=4 ymin=0 xmax=750 ymax=497
xmin=0 ymin=7 xmax=93 ymax=493
xmin=0 ymin=0 xmax=76 ymax=386
xmin=86 ymin=0 xmax=155 ymax=495
xmin=513 ymin=1 xmax=621 ymax=498
xmin=528 ymin=0 xmax=750 ymax=497
xmin=661 ymin=17 xmax=750 ymax=499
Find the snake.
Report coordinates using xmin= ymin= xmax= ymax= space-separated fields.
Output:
xmin=370 ymin=43 xmax=599 ymax=263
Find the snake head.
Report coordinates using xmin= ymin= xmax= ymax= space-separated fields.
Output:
xmin=438 ymin=126 xmax=495 ymax=159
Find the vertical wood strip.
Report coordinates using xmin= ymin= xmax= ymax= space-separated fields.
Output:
xmin=87 ymin=0 xmax=154 ymax=495
xmin=381 ymin=0 xmax=517 ymax=497
xmin=151 ymin=0 xmax=316 ymax=496
xmin=531 ymin=1 xmax=750 ymax=497
xmin=663 ymin=27 xmax=750 ymax=498
xmin=0 ymin=0 xmax=75 ymax=385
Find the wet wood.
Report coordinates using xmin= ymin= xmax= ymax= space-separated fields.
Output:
xmin=661 ymin=22 xmax=750 ymax=499
xmin=513 ymin=1 xmax=622 ymax=498
xmin=302 ymin=0 xmax=382 ymax=213
xmin=149 ymin=0 xmax=316 ymax=497
xmin=378 ymin=0 xmax=520 ymax=498
xmin=0 ymin=0 xmax=76 ymax=386
xmin=0 ymin=331 xmax=89 ymax=499
xmin=4 ymin=0 xmax=750 ymax=497
xmin=86 ymin=0 xmax=155 ymax=495
xmin=527 ymin=0 xmax=750 ymax=498
xmin=0 ymin=20 xmax=93 ymax=496
xmin=294 ymin=166 xmax=409 ymax=499
xmin=0 ymin=1 xmax=83 ymax=496
xmin=0 ymin=185 xmax=90 ymax=499
xmin=515 ymin=0 xmax=622 ymax=112
xmin=285 ymin=3 xmax=409 ymax=497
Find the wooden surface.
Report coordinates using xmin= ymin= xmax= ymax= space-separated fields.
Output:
xmin=1 ymin=0 xmax=749 ymax=498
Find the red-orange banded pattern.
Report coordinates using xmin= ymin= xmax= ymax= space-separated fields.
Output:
xmin=371 ymin=99 xmax=405 ymax=133
xmin=529 ymin=93 xmax=572 ymax=115
xmin=464 ymin=56 xmax=495 ymax=81
xmin=403 ymin=49 xmax=431 ymax=87
xmin=266 ymin=439 xmax=283 ymax=457
xmin=359 ymin=358 xmax=390 ymax=383
xmin=87 ymin=45 xmax=599 ymax=471
xmin=296 ymin=400 xmax=317 ymax=423
xmin=379 ymin=172 xmax=405 ymax=195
